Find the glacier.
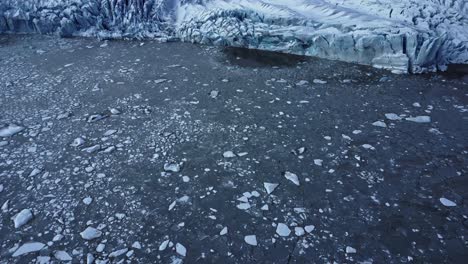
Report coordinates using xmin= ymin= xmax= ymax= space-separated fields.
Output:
xmin=1 ymin=0 xmax=467 ymax=73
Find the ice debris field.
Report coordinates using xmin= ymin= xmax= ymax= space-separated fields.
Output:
xmin=1 ymin=0 xmax=468 ymax=73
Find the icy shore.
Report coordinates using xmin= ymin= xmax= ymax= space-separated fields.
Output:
xmin=1 ymin=0 xmax=467 ymax=73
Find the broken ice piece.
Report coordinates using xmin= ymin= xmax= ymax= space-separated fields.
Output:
xmin=175 ymin=243 xmax=186 ymax=257
xmin=0 ymin=124 xmax=24 ymax=137
xmin=159 ymin=240 xmax=170 ymax=251
xmin=236 ymin=203 xmax=251 ymax=210
xmin=83 ymin=197 xmax=92 ymax=205
xmin=313 ymin=79 xmax=327 ymax=84
xmin=103 ymin=129 xmax=117 ymax=136
xmin=70 ymin=137 xmax=85 ymax=147
xmin=372 ymin=121 xmax=387 ymax=128
xmin=80 ymin=227 xmax=102 ymax=240
xmin=13 ymin=209 xmax=33 ymax=228
xmin=54 ymin=251 xmax=72 ymax=261
xmin=244 ymin=235 xmax=257 ymax=246
xmin=168 ymin=201 xmax=177 ymax=211
xmin=405 ymin=116 xmax=431 ymax=123
xmin=276 ymin=223 xmax=291 ymax=237
xmin=164 ymin=162 xmax=180 ymax=172
xmin=87 ymin=114 xmax=107 ymax=123
xmin=439 ymin=198 xmax=456 ymax=207
xmin=132 ymin=241 xmax=142 ymax=249
xmin=296 ymin=80 xmax=309 ymax=86
xmin=314 ymin=159 xmax=323 ymax=166
xmin=155 ymin=79 xmax=167 ymax=84
xmin=82 ymin=145 xmax=101 ymax=153
xmin=264 ymin=182 xmax=279 ymax=194
xmin=109 ymin=108 xmax=121 ymax=115
xmin=385 ymin=113 xmax=401 ymax=121
xmin=209 ymin=90 xmax=219 ymax=98
xmin=220 ymin=227 xmax=228 ymax=236
xmin=109 ymin=248 xmax=128 ymax=258
xmin=12 ymin=242 xmax=45 ymax=257
xmin=304 ymin=225 xmax=315 ymax=233
xmin=284 ymin=171 xmax=300 ymax=186
xmin=294 ymin=227 xmax=305 ymax=236
xmin=223 ymin=151 xmax=236 ymax=158
xmin=346 ymin=246 xmax=357 ymax=254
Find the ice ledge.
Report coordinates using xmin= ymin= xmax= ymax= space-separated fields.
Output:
xmin=1 ymin=0 xmax=467 ymax=74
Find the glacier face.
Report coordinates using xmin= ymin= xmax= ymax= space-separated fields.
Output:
xmin=1 ymin=0 xmax=467 ymax=73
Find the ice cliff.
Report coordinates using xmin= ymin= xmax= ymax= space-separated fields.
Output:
xmin=1 ymin=0 xmax=467 ymax=73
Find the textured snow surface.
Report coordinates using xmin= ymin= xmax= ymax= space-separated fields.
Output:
xmin=1 ymin=0 xmax=467 ymax=73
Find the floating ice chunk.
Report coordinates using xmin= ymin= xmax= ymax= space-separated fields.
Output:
xmin=294 ymin=227 xmax=305 ymax=236
xmin=209 ymin=90 xmax=219 ymax=98
xmin=86 ymin=253 xmax=94 ymax=264
xmin=82 ymin=145 xmax=101 ymax=153
xmin=70 ymin=137 xmax=85 ymax=147
xmin=237 ymin=152 xmax=248 ymax=157
xmin=12 ymin=242 xmax=45 ymax=257
xmin=223 ymin=151 xmax=236 ymax=158
xmin=164 ymin=162 xmax=180 ymax=172
xmin=109 ymin=108 xmax=121 ymax=115
xmin=13 ymin=209 xmax=33 ymax=228
xmin=261 ymin=204 xmax=269 ymax=210
xmin=313 ymin=79 xmax=327 ymax=84
xmin=264 ymin=182 xmax=279 ymax=194
xmin=103 ymin=129 xmax=117 ymax=136
xmin=155 ymin=79 xmax=167 ymax=84
xmin=168 ymin=201 xmax=177 ymax=211
xmin=109 ymin=248 xmax=128 ymax=258
xmin=372 ymin=121 xmax=387 ymax=128
xmin=304 ymin=225 xmax=315 ymax=233
xmin=220 ymin=227 xmax=228 ymax=236
xmin=296 ymin=80 xmax=309 ymax=86
xmin=276 ymin=223 xmax=291 ymax=237
xmin=182 ymin=176 xmax=190 ymax=182
xmin=0 ymin=124 xmax=24 ymax=137
xmin=2 ymin=200 xmax=9 ymax=212
xmin=175 ymin=243 xmax=186 ymax=257
xmin=284 ymin=171 xmax=300 ymax=186
xmin=439 ymin=198 xmax=456 ymax=207
xmin=80 ymin=227 xmax=102 ymax=240
xmin=54 ymin=251 xmax=72 ymax=261
xmin=244 ymin=235 xmax=257 ymax=246
xmin=362 ymin=144 xmax=375 ymax=150
xmin=405 ymin=116 xmax=431 ymax=123
xmin=314 ymin=159 xmax=323 ymax=166
xmin=159 ymin=240 xmax=170 ymax=251
xmin=237 ymin=203 xmax=251 ymax=210
xmin=346 ymin=246 xmax=357 ymax=254
xmin=83 ymin=197 xmax=92 ymax=205
xmin=132 ymin=241 xmax=142 ymax=249
xmin=413 ymin=102 xmax=421 ymax=107
xmin=29 ymin=168 xmax=42 ymax=177
xmin=87 ymin=114 xmax=107 ymax=123
xmin=385 ymin=113 xmax=401 ymax=121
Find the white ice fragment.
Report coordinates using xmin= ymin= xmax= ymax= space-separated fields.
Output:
xmin=237 ymin=203 xmax=251 ymax=210
xmin=103 ymin=129 xmax=117 ymax=136
xmin=385 ymin=113 xmax=401 ymax=121
xmin=276 ymin=223 xmax=291 ymax=237
xmin=440 ymin=198 xmax=457 ymax=207
xmin=12 ymin=242 xmax=45 ymax=257
xmin=372 ymin=121 xmax=387 ymax=128
xmin=251 ymin=191 xmax=260 ymax=197
xmin=264 ymin=182 xmax=279 ymax=194
xmin=13 ymin=209 xmax=33 ymax=228
xmin=313 ymin=79 xmax=327 ymax=84
xmin=80 ymin=227 xmax=102 ymax=240
xmin=132 ymin=241 xmax=142 ymax=249
xmin=159 ymin=240 xmax=170 ymax=251
xmin=294 ymin=227 xmax=305 ymax=236
xmin=220 ymin=227 xmax=228 ymax=236
xmin=29 ymin=168 xmax=42 ymax=177
xmin=168 ymin=201 xmax=177 ymax=211
xmin=0 ymin=124 xmax=24 ymax=137
xmin=209 ymin=90 xmax=219 ymax=98
xmin=346 ymin=246 xmax=357 ymax=254
xmin=182 ymin=176 xmax=190 ymax=182
xmin=304 ymin=225 xmax=315 ymax=233
xmin=314 ymin=159 xmax=323 ymax=166
xmin=175 ymin=243 xmax=187 ymax=257
xmin=70 ymin=137 xmax=85 ymax=147
xmin=362 ymin=144 xmax=375 ymax=150
xmin=109 ymin=248 xmax=128 ymax=258
xmin=296 ymin=80 xmax=309 ymax=86
xmin=1 ymin=200 xmax=9 ymax=212
xmin=284 ymin=171 xmax=300 ymax=186
xmin=413 ymin=102 xmax=421 ymax=107
xmin=223 ymin=151 xmax=236 ymax=158
xmin=82 ymin=145 xmax=101 ymax=153
xmin=405 ymin=116 xmax=431 ymax=123
xmin=82 ymin=197 xmax=92 ymax=205
xmin=164 ymin=162 xmax=180 ymax=172
xmin=154 ymin=79 xmax=167 ymax=84
xmin=54 ymin=251 xmax=72 ymax=261
xmin=244 ymin=235 xmax=257 ymax=246
xmin=261 ymin=204 xmax=269 ymax=210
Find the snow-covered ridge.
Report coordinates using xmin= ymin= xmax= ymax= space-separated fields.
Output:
xmin=1 ymin=0 xmax=467 ymax=73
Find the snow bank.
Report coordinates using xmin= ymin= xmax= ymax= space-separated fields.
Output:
xmin=1 ymin=0 xmax=467 ymax=73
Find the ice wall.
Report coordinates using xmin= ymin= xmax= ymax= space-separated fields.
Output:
xmin=1 ymin=0 xmax=467 ymax=73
